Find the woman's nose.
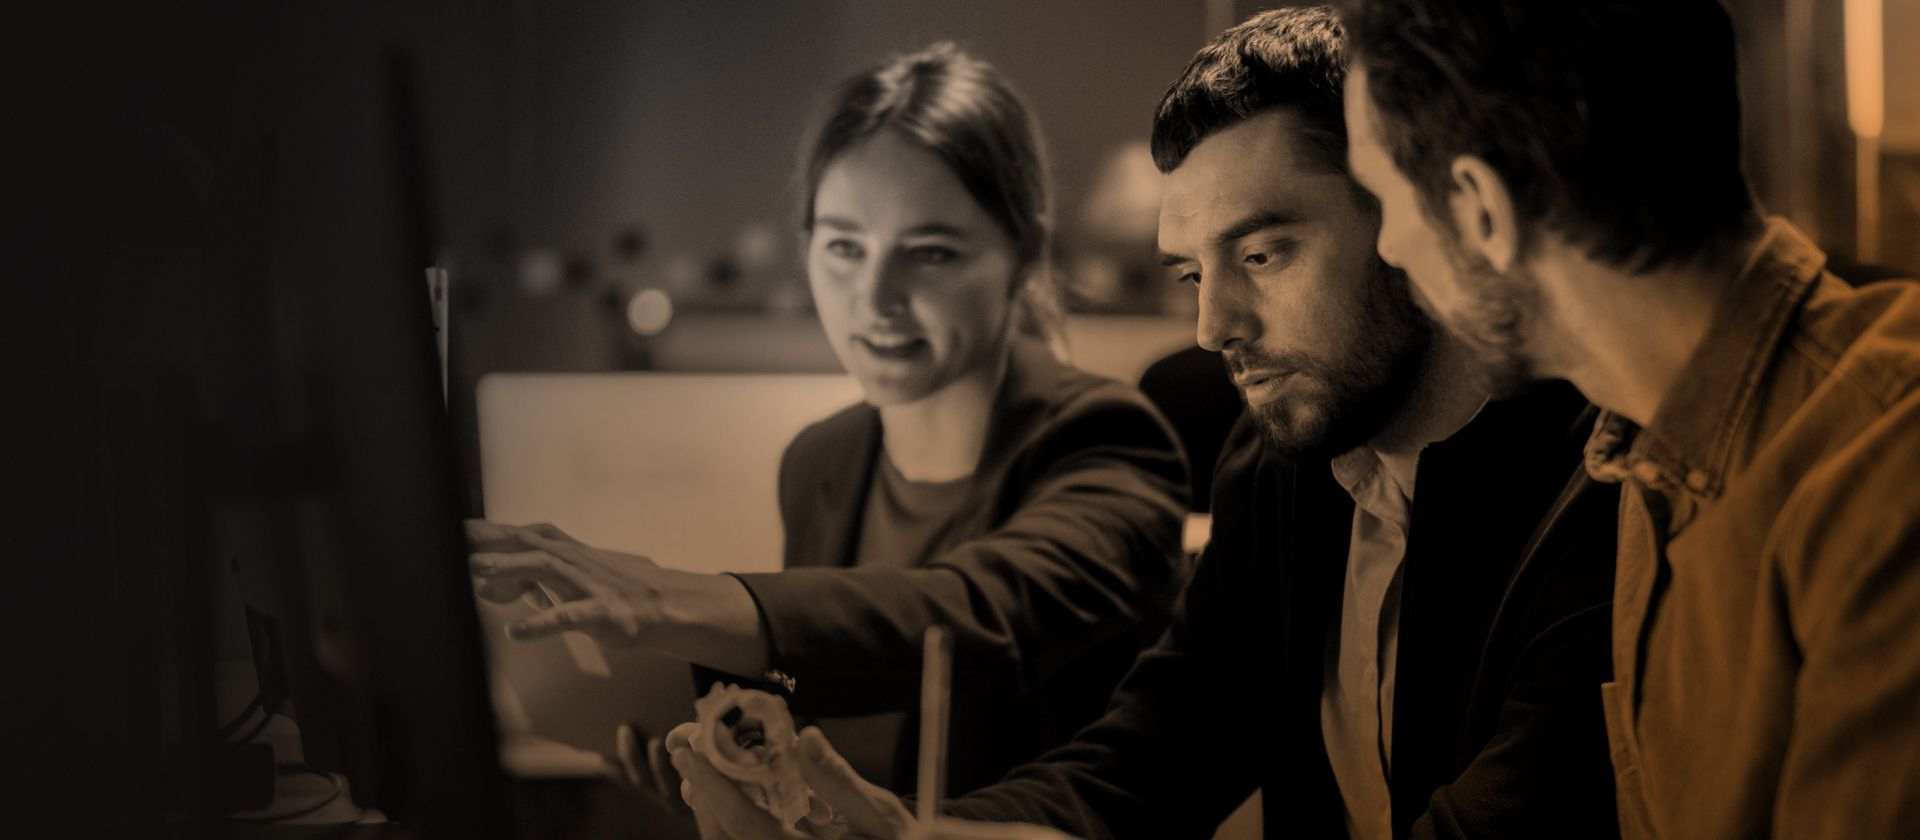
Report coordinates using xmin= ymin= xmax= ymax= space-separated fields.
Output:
xmin=861 ymin=259 xmax=910 ymax=317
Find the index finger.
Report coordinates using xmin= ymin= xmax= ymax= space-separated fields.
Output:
xmin=509 ymin=529 xmax=592 ymax=562
xmin=470 ymin=550 xmax=591 ymax=596
xmin=517 ymin=521 xmax=579 ymax=543
xmin=469 ymin=550 xmax=565 ymax=604
xmin=465 ymin=519 xmax=530 ymax=553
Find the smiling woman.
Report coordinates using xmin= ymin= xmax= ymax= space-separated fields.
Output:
xmin=806 ymin=131 xmax=1022 ymax=435
xmin=470 ymin=42 xmax=1189 ymax=801
xmin=802 ymin=41 xmax=1065 ymax=422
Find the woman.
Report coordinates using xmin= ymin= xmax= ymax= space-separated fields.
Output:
xmin=470 ymin=42 xmax=1188 ymax=796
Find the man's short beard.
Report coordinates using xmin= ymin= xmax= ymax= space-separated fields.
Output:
xmin=1235 ymin=257 xmax=1433 ymax=460
xmin=1437 ymin=236 xmax=1541 ymax=397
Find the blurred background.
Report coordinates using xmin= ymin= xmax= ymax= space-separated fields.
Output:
xmin=438 ymin=0 xmax=1920 ymax=378
xmin=412 ymin=0 xmax=1920 ymax=512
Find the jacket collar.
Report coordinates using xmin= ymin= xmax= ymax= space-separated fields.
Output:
xmin=973 ymin=337 xmax=1070 ymax=484
xmin=1584 ymin=218 xmax=1825 ymax=500
xmin=811 ymin=338 xmax=1066 ymax=567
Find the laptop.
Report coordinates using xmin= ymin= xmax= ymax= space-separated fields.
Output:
xmin=474 ymin=371 xmax=861 ymax=773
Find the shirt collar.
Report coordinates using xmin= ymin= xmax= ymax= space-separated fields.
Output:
xmin=1331 ymin=446 xmax=1409 ymax=527
xmin=1332 ymin=392 xmax=1488 ymax=521
xmin=1584 ymin=217 xmax=1825 ymax=497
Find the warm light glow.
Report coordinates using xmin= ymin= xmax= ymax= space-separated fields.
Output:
xmin=1845 ymin=0 xmax=1885 ymax=139
xmin=626 ymin=288 xmax=674 ymax=336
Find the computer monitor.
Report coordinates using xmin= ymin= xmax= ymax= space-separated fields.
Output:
xmin=215 ymin=45 xmax=512 ymax=838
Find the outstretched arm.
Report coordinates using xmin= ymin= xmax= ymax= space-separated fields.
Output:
xmin=731 ymin=396 xmax=1187 ymax=713
xmin=468 ymin=519 xmax=772 ymax=677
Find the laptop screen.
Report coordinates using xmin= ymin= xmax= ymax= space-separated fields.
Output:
xmin=473 ymin=371 xmax=860 ymax=771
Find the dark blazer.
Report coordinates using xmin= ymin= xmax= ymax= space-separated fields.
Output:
xmin=942 ymin=382 xmax=1620 ymax=839
xmin=1137 ymin=345 xmax=1243 ymax=513
xmin=716 ymin=338 xmax=1190 ymax=795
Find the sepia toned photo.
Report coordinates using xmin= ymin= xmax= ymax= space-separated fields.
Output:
xmin=13 ymin=1 xmax=1920 ymax=838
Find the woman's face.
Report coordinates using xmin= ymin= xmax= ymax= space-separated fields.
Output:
xmin=807 ymin=132 xmax=1022 ymax=407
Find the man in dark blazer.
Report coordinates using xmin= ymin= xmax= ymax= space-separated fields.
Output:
xmin=671 ymin=8 xmax=1619 ymax=839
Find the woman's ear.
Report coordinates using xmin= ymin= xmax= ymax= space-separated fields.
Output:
xmin=1009 ymin=265 xmax=1071 ymax=362
xmin=1447 ymin=155 xmax=1522 ymax=272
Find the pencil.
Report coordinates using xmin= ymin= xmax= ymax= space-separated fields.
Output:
xmin=917 ymin=625 xmax=953 ymax=826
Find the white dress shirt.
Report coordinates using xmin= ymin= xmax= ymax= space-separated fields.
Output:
xmin=1322 ymin=445 xmax=1419 ymax=840
xmin=1312 ymin=338 xmax=1490 ymax=839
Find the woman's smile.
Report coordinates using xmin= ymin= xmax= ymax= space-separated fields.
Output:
xmin=855 ymin=332 xmax=932 ymax=360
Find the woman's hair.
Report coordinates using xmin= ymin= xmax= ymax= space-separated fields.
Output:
xmin=800 ymin=42 xmax=1068 ymax=358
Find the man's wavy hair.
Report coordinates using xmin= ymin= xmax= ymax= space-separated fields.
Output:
xmin=1340 ymin=0 xmax=1757 ymax=271
xmin=1150 ymin=6 xmax=1352 ymax=177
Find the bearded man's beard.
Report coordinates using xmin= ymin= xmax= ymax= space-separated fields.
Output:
xmin=1232 ymin=258 xmax=1433 ymax=459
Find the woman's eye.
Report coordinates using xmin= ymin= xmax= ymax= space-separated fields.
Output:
xmin=907 ymin=245 xmax=959 ymax=265
xmin=824 ymin=239 xmax=864 ymax=259
xmin=1177 ymin=271 xmax=1200 ymax=287
xmin=1244 ymin=251 xmax=1270 ymax=267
